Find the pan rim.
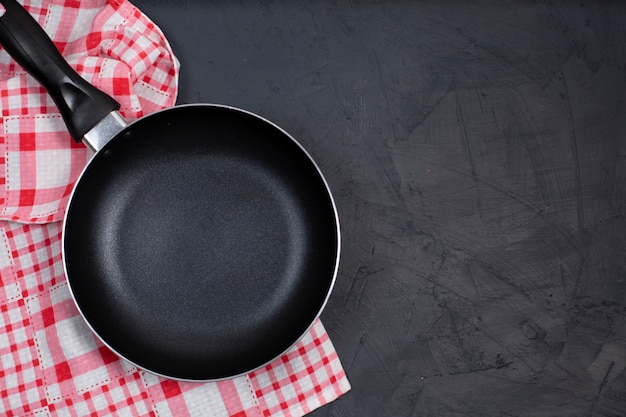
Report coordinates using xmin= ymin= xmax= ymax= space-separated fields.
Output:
xmin=61 ymin=103 xmax=341 ymax=382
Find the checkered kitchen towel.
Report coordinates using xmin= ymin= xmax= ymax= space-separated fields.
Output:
xmin=0 ymin=1 xmax=350 ymax=416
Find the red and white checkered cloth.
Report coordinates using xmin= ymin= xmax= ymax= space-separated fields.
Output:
xmin=0 ymin=1 xmax=350 ymax=416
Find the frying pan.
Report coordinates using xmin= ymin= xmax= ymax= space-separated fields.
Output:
xmin=0 ymin=0 xmax=339 ymax=380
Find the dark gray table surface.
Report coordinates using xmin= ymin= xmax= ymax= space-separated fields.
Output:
xmin=131 ymin=1 xmax=626 ymax=416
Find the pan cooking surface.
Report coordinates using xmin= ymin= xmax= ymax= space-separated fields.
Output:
xmin=63 ymin=106 xmax=339 ymax=380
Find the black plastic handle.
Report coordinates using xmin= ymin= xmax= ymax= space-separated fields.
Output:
xmin=0 ymin=0 xmax=120 ymax=142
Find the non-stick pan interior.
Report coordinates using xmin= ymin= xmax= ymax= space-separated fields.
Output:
xmin=63 ymin=105 xmax=339 ymax=380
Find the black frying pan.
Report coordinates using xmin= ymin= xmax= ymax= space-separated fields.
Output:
xmin=0 ymin=0 xmax=339 ymax=380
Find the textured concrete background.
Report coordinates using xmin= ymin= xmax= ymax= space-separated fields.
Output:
xmin=132 ymin=1 xmax=626 ymax=415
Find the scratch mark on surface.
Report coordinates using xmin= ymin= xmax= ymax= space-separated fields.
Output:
xmin=347 ymin=332 xmax=368 ymax=371
xmin=392 ymin=152 xmax=583 ymax=256
xmin=597 ymin=361 xmax=615 ymax=394
xmin=410 ymin=268 xmax=480 ymax=308
xmin=343 ymin=266 xmax=384 ymax=308
xmin=588 ymin=361 xmax=615 ymax=416
xmin=468 ymin=268 xmax=482 ymax=298
xmin=427 ymin=312 xmax=445 ymax=333
xmin=476 ymin=88 xmax=485 ymax=113
xmin=561 ymin=65 xmax=586 ymax=238
xmin=460 ymin=315 xmax=540 ymax=374
xmin=288 ymin=58 xmax=339 ymax=82
xmin=404 ymin=300 xmax=416 ymax=335
xmin=484 ymin=262 xmax=533 ymax=301
xmin=372 ymin=50 xmax=398 ymax=142
xmin=373 ymin=151 xmax=405 ymax=205
xmin=481 ymin=371 xmax=598 ymax=401
xmin=512 ymin=93 xmax=565 ymax=212
xmin=455 ymin=88 xmax=484 ymax=219
xmin=439 ymin=302 xmax=475 ymax=372
xmin=571 ymin=258 xmax=586 ymax=302
xmin=554 ymin=362 xmax=579 ymax=380
xmin=359 ymin=93 xmax=365 ymax=143
xmin=562 ymin=64 xmax=589 ymax=302
xmin=559 ymin=264 xmax=568 ymax=297
xmin=408 ymin=86 xmax=452 ymax=137
xmin=343 ymin=266 xmax=365 ymax=307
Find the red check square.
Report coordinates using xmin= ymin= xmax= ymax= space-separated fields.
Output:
xmin=54 ymin=361 xmax=72 ymax=382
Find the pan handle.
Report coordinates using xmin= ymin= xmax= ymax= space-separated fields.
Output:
xmin=0 ymin=0 xmax=121 ymax=143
